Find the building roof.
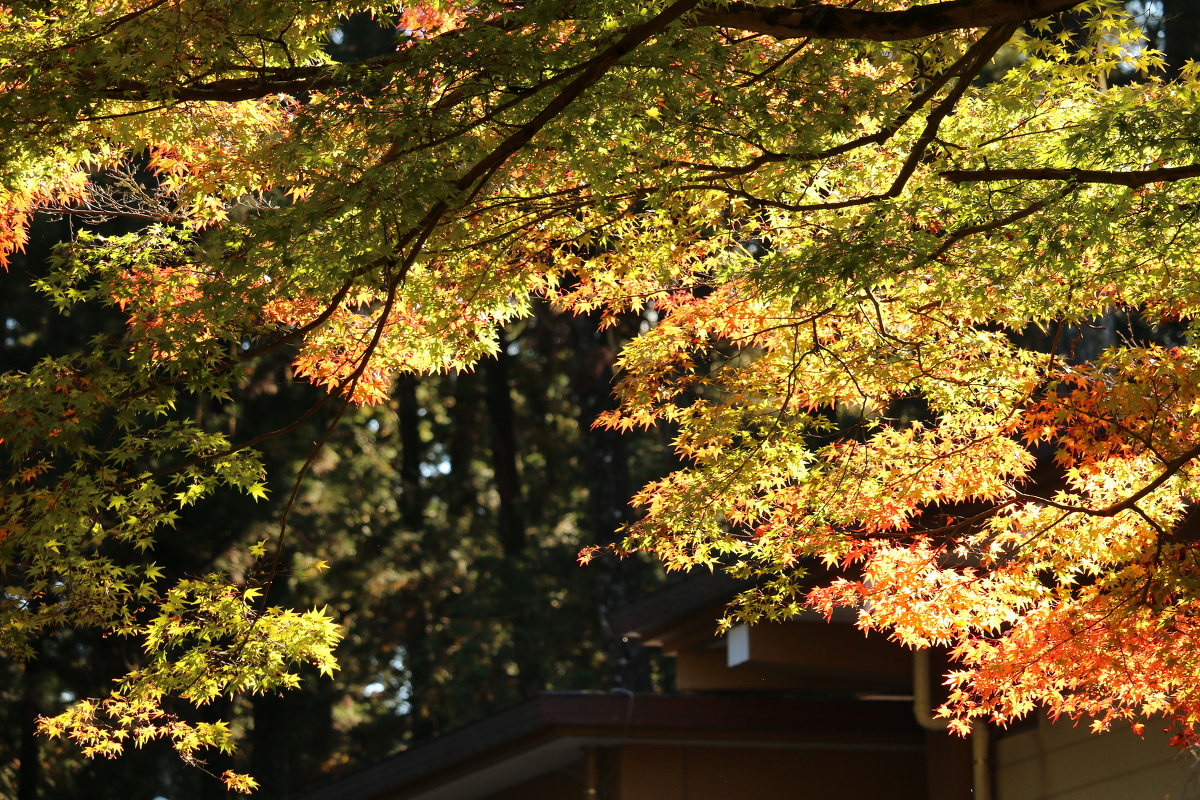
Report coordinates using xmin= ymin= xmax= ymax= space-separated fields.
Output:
xmin=294 ymin=692 xmax=924 ymax=800
xmin=606 ymin=572 xmax=752 ymax=643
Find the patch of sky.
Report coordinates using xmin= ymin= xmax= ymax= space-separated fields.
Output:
xmin=419 ymin=444 xmax=452 ymax=477
xmin=1117 ymin=0 xmax=1165 ymax=70
xmin=361 ymin=648 xmax=413 ymax=715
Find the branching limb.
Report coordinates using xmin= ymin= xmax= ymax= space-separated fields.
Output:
xmin=1016 ymin=441 xmax=1200 ymax=518
xmin=695 ymin=0 xmax=1083 ymax=41
xmin=942 ymin=165 xmax=1200 ymax=186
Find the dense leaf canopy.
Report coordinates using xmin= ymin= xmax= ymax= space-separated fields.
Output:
xmin=4 ymin=0 xmax=1200 ymax=789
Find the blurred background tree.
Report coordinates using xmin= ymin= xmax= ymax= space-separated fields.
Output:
xmin=0 ymin=212 xmax=678 ymax=800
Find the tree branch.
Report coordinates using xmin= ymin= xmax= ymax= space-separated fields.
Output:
xmin=88 ymin=0 xmax=1084 ymax=106
xmin=942 ymin=164 xmax=1200 ymax=185
xmin=679 ymin=23 xmax=1017 ymax=212
xmin=916 ymin=184 xmax=1074 ymax=266
xmin=105 ymin=74 xmax=350 ymax=103
xmin=1017 ymin=441 xmax=1200 ymax=519
xmin=694 ymin=0 xmax=1082 ymax=41
xmin=96 ymin=47 xmax=419 ymax=102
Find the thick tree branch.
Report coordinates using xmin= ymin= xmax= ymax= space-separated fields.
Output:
xmin=96 ymin=48 xmax=417 ymax=102
xmin=105 ymin=73 xmax=356 ymax=103
xmin=694 ymin=0 xmax=1082 ymax=41
xmin=89 ymin=0 xmax=1083 ymax=105
xmin=942 ymin=164 xmax=1200 ymax=185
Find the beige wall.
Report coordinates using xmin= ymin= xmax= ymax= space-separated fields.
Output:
xmin=996 ymin=715 xmax=1197 ymax=800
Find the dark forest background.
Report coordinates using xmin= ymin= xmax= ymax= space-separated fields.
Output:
xmin=3 ymin=3 xmax=1200 ymax=798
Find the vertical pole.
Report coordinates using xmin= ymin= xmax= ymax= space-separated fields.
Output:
xmin=972 ymin=722 xmax=992 ymax=800
xmin=584 ymin=746 xmax=600 ymax=800
xmin=913 ymin=648 xmax=948 ymax=731
xmin=915 ymin=649 xmax=991 ymax=800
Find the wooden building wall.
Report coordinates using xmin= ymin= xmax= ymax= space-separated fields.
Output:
xmin=479 ymin=742 xmax=926 ymax=800
xmin=995 ymin=715 xmax=1197 ymax=800
xmin=614 ymin=744 xmax=925 ymax=800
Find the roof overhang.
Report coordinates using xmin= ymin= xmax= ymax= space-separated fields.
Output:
xmin=293 ymin=693 xmax=924 ymax=800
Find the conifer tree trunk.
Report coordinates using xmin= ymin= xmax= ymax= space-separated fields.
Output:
xmin=250 ymin=694 xmax=287 ymax=799
xmin=17 ymin=661 xmax=41 ymax=800
xmin=484 ymin=329 xmax=525 ymax=556
xmin=570 ymin=312 xmax=651 ymax=691
xmin=449 ymin=371 xmax=479 ymax=505
xmin=396 ymin=375 xmax=425 ymax=530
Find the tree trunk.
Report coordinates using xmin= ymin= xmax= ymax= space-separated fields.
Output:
xmin=570 ymin=311 xmax=651 ymax=692
xmin=17 ymin=660 xmax=41 ymax=800
xmin=484 ymin=329 xmax=525 ymax=556
xmin=396 ymin=375 xmax=425 ymax=530
xmin=448 ymin=371 xmax=480 ymax=510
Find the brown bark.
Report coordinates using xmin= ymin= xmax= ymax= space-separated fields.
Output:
xmin=17 ymin=662 xmax=41 ymax=800
xmin=396 ymin=375 xmax=425 ymax=530
xmin=697 ymin=0 xmax=1079 ymax=41
xmin=942 ymin=164 xmax=1200 ymax=185
xmin=89 ymin=0 xmax=1093 ymax=107
xmin=484 ymin=329 xmax=526 ymax=557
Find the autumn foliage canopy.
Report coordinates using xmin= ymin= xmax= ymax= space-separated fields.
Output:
xmin=4 ymin=0 xmax=1200 ymax=788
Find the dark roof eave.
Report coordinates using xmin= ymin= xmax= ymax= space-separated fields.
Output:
xmin=606 ymin=572 xmax=753 ymax=640
xmin=292 ymin=692 xmax=925 ymax=800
